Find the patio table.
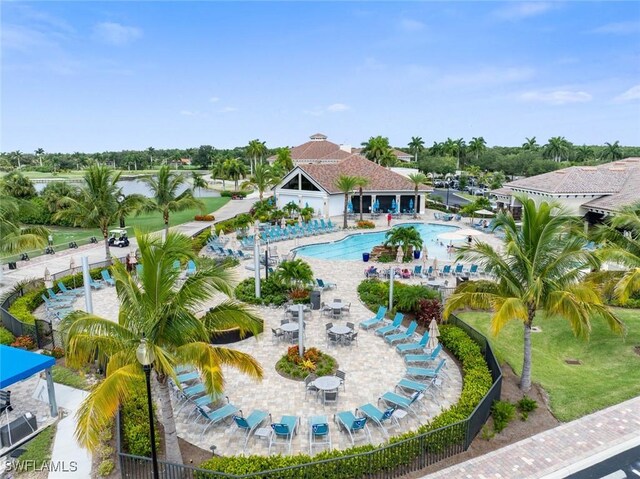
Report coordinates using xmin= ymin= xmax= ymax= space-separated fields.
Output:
xmin=281 ymin=323 xmax=299 ymax=333
xmin=313 ymin=376 xmax=341 ymax=391
xmin=329 ymin=325 xmax=351 ymax=336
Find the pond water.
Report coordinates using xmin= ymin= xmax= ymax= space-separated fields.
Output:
xmin=33 ymin=178 xmax=220 ymax=198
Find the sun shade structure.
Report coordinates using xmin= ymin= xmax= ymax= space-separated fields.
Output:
xmin=0 ymin=346 xmax=58 ymax=417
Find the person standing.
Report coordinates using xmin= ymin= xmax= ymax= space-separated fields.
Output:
xmin=125 ymin=253 xmax=132 ymax=273
xmin=387 ymin=212 xmax=392 ymax=227
xmin=48 ymin=234 xmax=54 ymax=246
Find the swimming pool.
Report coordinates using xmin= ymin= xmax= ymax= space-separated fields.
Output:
xmin=294 ymin=223 xmax=461 ymax=261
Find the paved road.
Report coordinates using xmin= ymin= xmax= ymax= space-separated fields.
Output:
xmin=430 ymin=188 xmax=471 ymax=207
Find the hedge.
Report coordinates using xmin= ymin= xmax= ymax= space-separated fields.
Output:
xmin=235 ymin=277 xmax=289 ymax=306
xmin=198 ymin=324 xmax=492 ymax=476
xmin=0 ymin=327 xmax=15 ymax=345
xmin=220 ymin=190 xmax=249 ymax=198
xmin=191 ymin=229 xmax=212 ymax=253
xmin=121 ymin=381 xmax=161 ymax=456
xmin=357 ymin=279 xmax=439 ymax=314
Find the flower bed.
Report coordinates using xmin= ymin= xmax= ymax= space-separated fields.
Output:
xmin=275 ymin=346 xmax=337 ymax=381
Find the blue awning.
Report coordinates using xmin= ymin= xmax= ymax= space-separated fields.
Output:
xmin=0 ymin=345 xmax=55 ymax=389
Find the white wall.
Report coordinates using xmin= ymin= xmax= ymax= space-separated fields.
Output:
xmin=329 ymin=194 xmax=345 ymax=217
xmin=511 ymin=190 xmax=603 ymax=216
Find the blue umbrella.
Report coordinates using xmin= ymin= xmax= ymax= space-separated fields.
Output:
xmin=347 ymin=200 xmax=354 ymax=213
xmin=409 ymin=199 xmax=414 ymax=210
xmin=305 ymin=202 xmax=309 ymax=208
xmin=391 ymin=199 xmax=397 ymax=213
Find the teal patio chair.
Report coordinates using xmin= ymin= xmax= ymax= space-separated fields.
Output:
xmin=375 ymin=313 xmax=404 ymax=336
xmin=378 ymin=391 xmax=423 ymax=418
xmin=384 ymin=321 xmax=418 ymax=345
xmin=89 ymin=277 xmax=105 ymax=290
xmin=439 ymin=265 xmax=451 ymax=277
xmin=185 ymin=260 xmax=197 ymax=277
xmin=269 ymin=415 xmax=299 ymax=455
xmin=101 ymin=269 xmax=115 ymax=286
xmin=395 ymin=378 xmax=440 ymax=406
xmin=233 ymin=410 xmax=270 ymax=451
xmin=41 ymin=294 xmax=73 ymax=311
xmin=334 ymin=411 xmax=371 ymax=445
xmin=406 ymin=358 xmax=447 ymax=380
xmin=309 ymin=415 xmax=332 ymax=453
xmin=57 ymin=282 xmax=82 ymax=297
xmin=316 ymin=278 xmax=337 ymax=290
xmin=360 ymin=306 xmax=387 ymax=329
xmin=356 ymin=404 xmax=398 ymax=439
xmin=47 ymin=288 xmax=71 ymax=302
xmin=453 ymin=264 xmax=464 ymax=276
xmin=396 ymin=332 xmax=429 ymax=355
xmin=404 ymin=344 xmax=443 ymax=365
xmin=197 ymin=399 xmax=239 ymax=437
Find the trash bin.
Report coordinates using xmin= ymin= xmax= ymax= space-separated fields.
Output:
xmin=310 ymin=290 xmax=321 ymax=310
xmin=362 ymin=252 xmax=370 ymax=262
xmin=413 ymin=250 xmax=421 ymax=260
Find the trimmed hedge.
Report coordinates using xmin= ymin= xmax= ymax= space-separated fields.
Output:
xmin=121 ymin=381 xmax=161 ymax=456
xmin=191 ymin=229 xmax=212 ymax=253
xmin=220 ymin=190 xmax=249 ymax=198
xmin=198 ymin=324 xmax=492 ymax=476
xmin=0 ymin=327 xmax=15 ymax=345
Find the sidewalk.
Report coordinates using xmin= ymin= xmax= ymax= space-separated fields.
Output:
xmin=423 ymin=395 xmax=640 ymax=478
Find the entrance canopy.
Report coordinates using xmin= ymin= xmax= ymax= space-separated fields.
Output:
xmin=0 ymin=346 xmax=55 ymax=389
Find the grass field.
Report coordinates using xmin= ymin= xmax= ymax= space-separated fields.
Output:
xmin=16 ymin=424 xmax=57 ymax=471
xmin=458 ymin=309 xmax=640 ymax=421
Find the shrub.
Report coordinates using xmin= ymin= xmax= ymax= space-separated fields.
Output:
xmin=215 ymin=219 xmax=236 ymax=234
xmin=194 ymin=214 xmax=215 ymax=221
xmin=492 ymin=400 xmax=516 ymax=433
xmin=357 ymin=279 xmax=438 ymax=314
xmin=276 ymin=347 xmax=337 ymax=380
xmin=97 ymin=459 xmax=115 ymax=477
xmin=41 ymin=347 xmax=65 ymax=359
xmin=517 ymin=396 xmax=538 ymax=420
xmin=0 ymin=327 xmax=15 ymax=345
xmin=11 ymin=335 xmax=36 ymax=350
xmin=121 ymin=381 xmax=161 ymax=456
xmin=191 ymin=229 xmax=212 ymax=253
xmin=416 ymin=299 xmax=442 ymax=326
xmin=356 ymin=220 xmax=375 ymax=229
xmin=220 ymin=190 xmax=248 ymax=198
xmin=235 ymin=277 xmax=291 ymax=307
xmin=453 ymin=280 xmax=498 ymax=296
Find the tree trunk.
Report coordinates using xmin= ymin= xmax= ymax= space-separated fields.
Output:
xmin=156 ymin=377 xmax=183 ymax=465
xmin=520 ymin=307 xmax=535 ymax=391
xmin=343 ymin=194 xmax=348 ymax=229
xmin=414 ymin=188 xmax=418 ymax=219
xmin=359 ymin=188 xmax=364 ymax=222
xmin=103 ymin=234 xmax=110 ymax=261
xmin=164 ymin=211 xmax=170 ymax=239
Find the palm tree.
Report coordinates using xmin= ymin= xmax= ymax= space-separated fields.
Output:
xmin=468 ymin=137 xmax=487 ymax=161
xmin=55 ymin=165 xmax=147 ymax=259
xmin=354 ymin=177 xmax=369 ymax=221
xmin=522 ymin=137 xmax=538 ymax=151
xmin=1 ymin=172 xmax=37 ymax=199
xmin=408 ymin=136 xmax=425 ymax=163
xmin=274 ymin=148 xmax=293 ymax=171
xmin=241 ymin=164 xmax=274 ymax=201
xmin=34 ymin=148 xmax=45 ymax=167
xmin=10 ymin=151 xmax=23 ymax=169
xmin=246 ymin=139 xmax=267 ymax=175
xmin=602 ymin=141 xmax=623 ymax=161
xmin=334 ymin=175 xmax=359 ymax=229
xmin=142 ymin=165 xmax=205 ymax=237
xmin=191 ymin=172 xmax=208 ymax=197
xmin=274 ymin=258 xmax=313 ymax=289
xmin=224 ymin=158 xmax=248 ymax=191
xmin=594 ymin=201 xmax=640 ymax=304
xmin=211 ymin=161 xmax=227 ymax=189
xmin=360 ymin=136 xmax=391 ymax=164
xmin=379 ymin=149 xmax=397 ymax=168
xmin=384 ymin=226 xmax=423 ymax=262
xmin=407 ymin=173 xmax=427 ymax=218
xmin=575 ymin=145 xmax=595 ymax=162
xmin=62 ymin=231 xmax=263 ymax=464
xmin=544 ymin=136 xmax=571 ymax=162
xmin=0 ymin=196 xmax=49 ymax=254
xmin=444 ymin=196 xmax=624 ymax=391
xmin=430 ymin=141 xmax=443 ymax=157
xmin=147 ymin=147 xmax=156 ymax=166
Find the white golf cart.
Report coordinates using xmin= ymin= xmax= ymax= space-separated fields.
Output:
xmin=108 ymin=228 xmax=130 ymax=248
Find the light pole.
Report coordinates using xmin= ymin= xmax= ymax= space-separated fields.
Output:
xmin=446 ymin=185 xmax=450 ymax=210
xmin=136 ymin=338 xmax=159 ymax=479
xmin=117 ymin=194 xmax=126 ymax=228
xmin=253 ymin=221 xmax=261 ymax=298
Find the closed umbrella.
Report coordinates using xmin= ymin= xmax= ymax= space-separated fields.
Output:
xmin=44 ymin=267 xmax=52 ymax=289
xmin=432 ymin=257 xmax=439 ymax=273
xmin=70 ymin=257 xmax=77 ymax=288
xmin=426 ymin=318 xmax=440 ymax=350
xmin=396 ymin=245 xmax=404 ymax=264
xmin=422 ymin=244 xmax=428 ymax=261
xmin=280 ymin=217 xmax=286 ymax=229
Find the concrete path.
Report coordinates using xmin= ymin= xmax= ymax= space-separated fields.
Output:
xmin=423 ymin=395 xmax=640 ymax=478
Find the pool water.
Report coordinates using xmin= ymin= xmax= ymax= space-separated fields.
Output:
xmin=295 ymin=223 xmax=461 ymax=261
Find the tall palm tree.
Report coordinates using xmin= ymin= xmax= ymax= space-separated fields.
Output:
xmin=575 ymin=145 xmax=594 ymax=162
xmin=594 ymin=201 xmax=640 ymax=304
xmin=55 ymin=164 xmax=147 ymax=259
xmin=379 ymin=149 xmax=397 ymax=168
xmin=62 ymin=231 xmax=263 ymax=464
xmin=211 ymin=161 xmax=227 ymax=189
xmin=468 ymin=137 xmax=487 ymax=161
xmin=0 ymin=196 xmax=49 ymax=254
xmin=522 ymin=137 xmax=538 ymax=151
xmin=10 ymin=151 xmax=23 ymax=169
xmin=602 ymin=141 xmax=623 ymax=161
xmin=224 ymin=158 xmax=248 ymax=191
xmin=34 ymin=148 xmax=45 ymax=167
xmin=334 ymin=175 xmax=359 ymax=229
xmin=544 ymin=136 xmax=571 ymax=162
xmin=246 ymin=139 xmax=267 ymax=175
xmin=274 ymin=148 xmax=293 ymax=171
xmin=384 ymin=226 xmax=423 ymax=262
xmin=191 ymin=172 xmax=208 ymax=198
xmin=444 ymin=196 xmax=624 ymax=391
xmin=360 ymin=136 xmax=391 ymax=164
xmin=241 ymin=164 xmax=274 ymax=201
xmin=407 ymin=172 xmax=427 ymax=218
xmin=354 ymin=177 xmax=369 ymax=221
xmin=408 ymin=136 xmax=425 ymax=163
xmin=430 ymin=141 xmax=443 ymax=157
xmin=142 ymin=165 xmax=205 ymax=237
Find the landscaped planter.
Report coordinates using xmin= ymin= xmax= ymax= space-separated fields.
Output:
xmin=209 ymin=321 xmax=264 ymax=345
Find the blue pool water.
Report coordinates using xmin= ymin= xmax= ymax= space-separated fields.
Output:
xmin=295 ymin=223 xmax=461 ymax=261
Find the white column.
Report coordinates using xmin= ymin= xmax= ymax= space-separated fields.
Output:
xmin=253 ymin=222 xmax=261 ymax=299
xmin=298 ymin=304 xmax=304 ymax=357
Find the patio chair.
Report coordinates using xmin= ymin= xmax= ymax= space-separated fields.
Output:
xmin=336 ymin=370 xmax=346 ymax=390
xmin=327 ymin=331 xmax=340 ymax=347
xmin=57 ymin=282 xmax=82 ymax=297
xmin=48 ymin=287 xmax=71 ymax=301
xmin=378 ymin=391 xmax=423 ymax=418
xmin=412 ymin=265 xmax=422 ymax=277
xmin=452 ymin=264 xmax=464 ymax=276
xmin=320 ymin=302 xmax=333 ymax=317
xmin=41 ymin=294 xmax=73 ymax=310
xmin=101 ymin=269 xmax=115 ymax=286
xmin=360 ymin=306 xmax=387 ymax=329
xmin=375 ymin=313 xmax=404 ymax=336
xmin=323 ymin=388 xmax=339 ymax=405
xmin=406 ymin=358 xmax=447 ymax=380
xmin=196 ymin=399 xmax=239 ymax=437
xmin=384 ymin=321 xmax=418 ymax=345
xmin=185 ymin=260 xmax=197 ymax=277
xmin=356 ymin=403 xmax=399 ymax=439
xmin=236 ymin=250 xmax=252 ymax=260
xmin=89 ymin=277 xmax=105 ymax=290
xmin=341 ymin=302 xmax=351 ymax=316
xmin=233 ymin=410 xmax=271 ymax=450
xmin=439 ymin=265 xmax=451 ymax=277
xmin=269 ymin=415 xmax=299 ymax=455
xmin=304 ymin=374 xmax=319 ymax=399
xmin=469 ymin=264 xmax=479 ymax=276
xmin=346 ymin=322 xmax=355 ymax=330
xmin=309 ymin=415 xmax=332 ymax=453
xmin=173 ymin=260 xmax=181 ymax=271
xmin=316 ymin=279 xmax=337 ymax=290
xmin=396 ymin=378 xmax=440 ymax=405
xmin=334 ymin=411 xmax=371 ymax=445
xmin=177 ymin=371 xmax=199 ymax=384
xmin=136 ymin=264 xmax=143 ymax=277
xmin=271 ymin=328 xmax=284 ymax=344
xmin=404 ymin=344 xmax=443 ymax=365
xmin=331 ymin=308 xmax=342 ymax=321
xmin=396 ymin=332 xmax=430 ymax=354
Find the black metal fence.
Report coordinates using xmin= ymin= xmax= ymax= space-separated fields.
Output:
xmin=117 ymin=315 xmax=503 ymax=479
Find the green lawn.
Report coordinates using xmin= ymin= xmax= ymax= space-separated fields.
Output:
xmin=52 ymin=365 xmax=91 ymax=390
xmin=458 ymin=309 xmax=640 ymax=421
xmin=16 ymin=424 xmax=57 ymax=471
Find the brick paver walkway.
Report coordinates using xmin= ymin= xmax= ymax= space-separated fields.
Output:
xmin=423 ymin=395 xmax=640 ymax=478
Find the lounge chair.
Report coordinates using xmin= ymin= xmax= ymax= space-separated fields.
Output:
xmin=197 ymin=399 xmax=239 ymax=437
xmin=173 ymin=260 xmax=181 ymax=271
xmin=89 ymin=277 xmax=105 ymax=290
xmin=357 ymin=403 xmax=399 ymax=438
xmin=396 ymin=332 xmax=430 ymax=354
xmin=452 ymin=264 xmax=464 ymax=276
xmin=406 ymin=358 xmax=447 ymax=380
xmin=41 ymin=294 xmax=73 ymax=311
xmin=384 ymin=321 xmax=418 ymax=345
xmin=412 ymin=265 xmax=422 ymax=277
xmin=309 ymin=415 xmax=331 ymax=453
xmin=101 ymin=269 xmax=115 ymax=286
xmin=360 ymin=306 xmax=387 ymax=329
xmin=404 ymin=344 xmax=442 ymax=365
xmin=469 ymin=264 xmax=479 ymax=277
xmin=269 ymin=415 xmax=299 ymax=454
xmin=136 ymin=264 xmax=143 ymax=277
xmin=57 ymin=282 xmax=82 ymax=297
xmin=378 ymin=391 xmax=423 ymax=418
xmin=395 ymin=378 xmax=440 ymax=405
xmin=334 ymin=411 xmax=371 ymax=445
xmin=233 ymin=410 xmax=270 ymax=450
xmin=316 ymin=279 xmax=337 ymax=290
xmin=375 ymin=313 xmax=404 ymax=336
xmin=185 ymin=260 xmax=197 ymax=277
xmin=439 ymin=265 xmax=451 ymax=277
xmin=47 ymin=288 xmax=71 ymax=302
xmin=236 ymin=250 xmax=252 ymax=260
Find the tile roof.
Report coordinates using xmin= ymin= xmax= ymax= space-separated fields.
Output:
xmin=351 ymin=147 xmax=412 ymax=160
xmin=297 ymin=154 xmax=432 ymax=194
xmin=290 ymin=139 xmax=351 ymax=162
xmin=581 ymin=160 xmax=640 ymax=212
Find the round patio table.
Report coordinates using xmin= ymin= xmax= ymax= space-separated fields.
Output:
xmin=288 ymin=305 xmax=311 ymax=313
xmin=327 ymin=302 xmax=343 ymax=310
xmin=329 ymin=325 xmax=351 ymax=336
xmin=280 ymin=323 xmax=299 ymax=333
xmin=313 ymin=376 xmax=341 ymax=391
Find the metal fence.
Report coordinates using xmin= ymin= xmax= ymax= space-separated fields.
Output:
xmin=117 ymin=314 xmax=503 ymax=479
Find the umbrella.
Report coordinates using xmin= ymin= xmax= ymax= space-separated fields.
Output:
xmin=298 ymin=216 xmax=303 ymax=226
xmin=432 ymin=257 xmax=439 ymax=272
xmin=438 ymin=232 xmax=466 ymax=241
xmin=426 ymin=318 xmax=440 ymax=350
xmin=70 ymin=257 xmax=77 ymax=288
xmin=456 ymin=228 xmax=484 ymax=236
xmin=44 ymin=267 xmax=52 ymax=289
xmin=475 ymin=209 xmax=495 ymax=216
xmin=409 ymin=199 xmax=414 ymax=210
xmin=280 ymin=217 xmax=286 ymax=229
xmin=347 ymin=200 xmax=354 ymax=213
xmin=422 ymin=244 xmax=428 ymax=260
xmin=396 ymin=245 xmax=404 ymax=263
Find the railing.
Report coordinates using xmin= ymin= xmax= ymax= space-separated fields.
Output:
xmin=117 ymin=314 xmax=503 ymax=479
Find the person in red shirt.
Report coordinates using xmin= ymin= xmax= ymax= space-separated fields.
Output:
xmin=387 ymin=213 xmax=392 ymax=227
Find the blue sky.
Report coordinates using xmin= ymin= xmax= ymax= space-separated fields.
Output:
xmin=2 ymin=1 xmax=639 ymax=153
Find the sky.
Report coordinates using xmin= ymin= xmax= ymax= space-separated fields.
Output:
xmin=2 ymin=1 xmax=640 ymax=153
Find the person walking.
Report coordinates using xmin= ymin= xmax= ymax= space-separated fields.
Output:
xmin=387 ymin=212 xmax=392 ymax=227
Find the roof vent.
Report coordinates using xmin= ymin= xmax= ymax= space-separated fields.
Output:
xmin=555 ymin=171 xmax=566 ymax=175
xmin=608 ymin=167 xmax=626 ymax=171
xmin=580 ymin=167 xmax=597 ymax=171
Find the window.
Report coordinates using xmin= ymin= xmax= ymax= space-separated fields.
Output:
xmin=281 ymin=174 xmax=299 ymax=190
xmin=300 ymin=175 xmax=320 ymax=191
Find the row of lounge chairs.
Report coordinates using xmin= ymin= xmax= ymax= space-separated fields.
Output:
xmin=207 ymin=245 xmax=253 ymax=261
xmin=258 ymin=219 xmax=339 ymax=243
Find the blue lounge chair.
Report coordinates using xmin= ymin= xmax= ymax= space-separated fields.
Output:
xmin=309 ymin=415 xmax=331 ymax=454
xmin=439 ymin=265 xmax=451 ymax=277
xmin=41 ymin=294 xmax=73 ymax=310
xmin=57 ymin=282 xmax=82 ymax=297
xmin=378 ymin=391 xmax=423 ymax=418
xmin=136 ymin=264 xmax=143 ymax=277
xmin=197 ymin=399 xmax=239 ymax=437
xmin=334 ymin=411 xmax=371 ymax=445
xmin=47 ymin=288 xmax=71 ymax=302
xmin=385 ymin=321 xmax=418 ymax=345
xmin=177 ymin=371 xmax=199 ymax=384
xmin=412 ymin=265 xmax=422 ymax=277
xmin=101 ymin=269 xmax=115 ymax=286
xmin=233 ymin=410 xmax=270 ymax=450
xmin=173 ymin=260 xmax=181 ymax=271
xmin=396 ymin=332 xmax=430 ymax=354
xmin=89 ymin=277 xmax=105 ymax=290
xmin=404 ymin=344 xmax=442 ymax=365
xmin=316 ymin=279 xmax=337 ymax=290
xmin=356 ymin=403 xmax=398 ymax=439
xmin=236 ymin=250 xmax=252 ymax=260
xmin=396 ymin=378 xmax=440 ymax=405
xmin=360 ymin=306 xmax=387 ymax=329
xmin=185 ymin=260 xmax=196 ymax=277
xmin=469 ymin=264 xmax=479 ymax=276
xmin=375 ymin=313 xmax=404 ymax=336
xmin=453 ymin=264 xmax=464 ymax=276
xmin=269 ymin=415 xmax=299 ymax=455
xmin=406 ymin=358 xmax=447 ymax=380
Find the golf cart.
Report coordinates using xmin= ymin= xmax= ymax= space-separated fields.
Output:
xmin=108 ymin=228 xmax=130 ymax=248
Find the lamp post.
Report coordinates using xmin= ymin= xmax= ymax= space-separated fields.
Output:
xmin=136 ymin=338 xmax=159 ymax=479
xmin=445 ymin=185 xmax=450 ymax=210
xmin=253 ymin=221 xmax=261 ymax=298
xmin=117 ymin=194 xmax=126 ymax=228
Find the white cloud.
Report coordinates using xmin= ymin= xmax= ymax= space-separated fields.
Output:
xmin=219 ymin=106 xmax=238 ymax=113
xmin=327 ymin=103 xmax=350 ymax=112
xmin=209 ymin=96 xmax=220 ymax=103
xmin=520 ymin=90 xmax=592 ymax=105
xmin=493 ymin=2 xmax=554 ymax=21
xmin=93 ymin=22 xmax=142 ymax=46
xmin=614 ymin=85 xmax=640 ymax=103
xmin=399 ymin=18 xmax=424 ymax=32
xmin=591 ymin=21 xmax=640 ymax=35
